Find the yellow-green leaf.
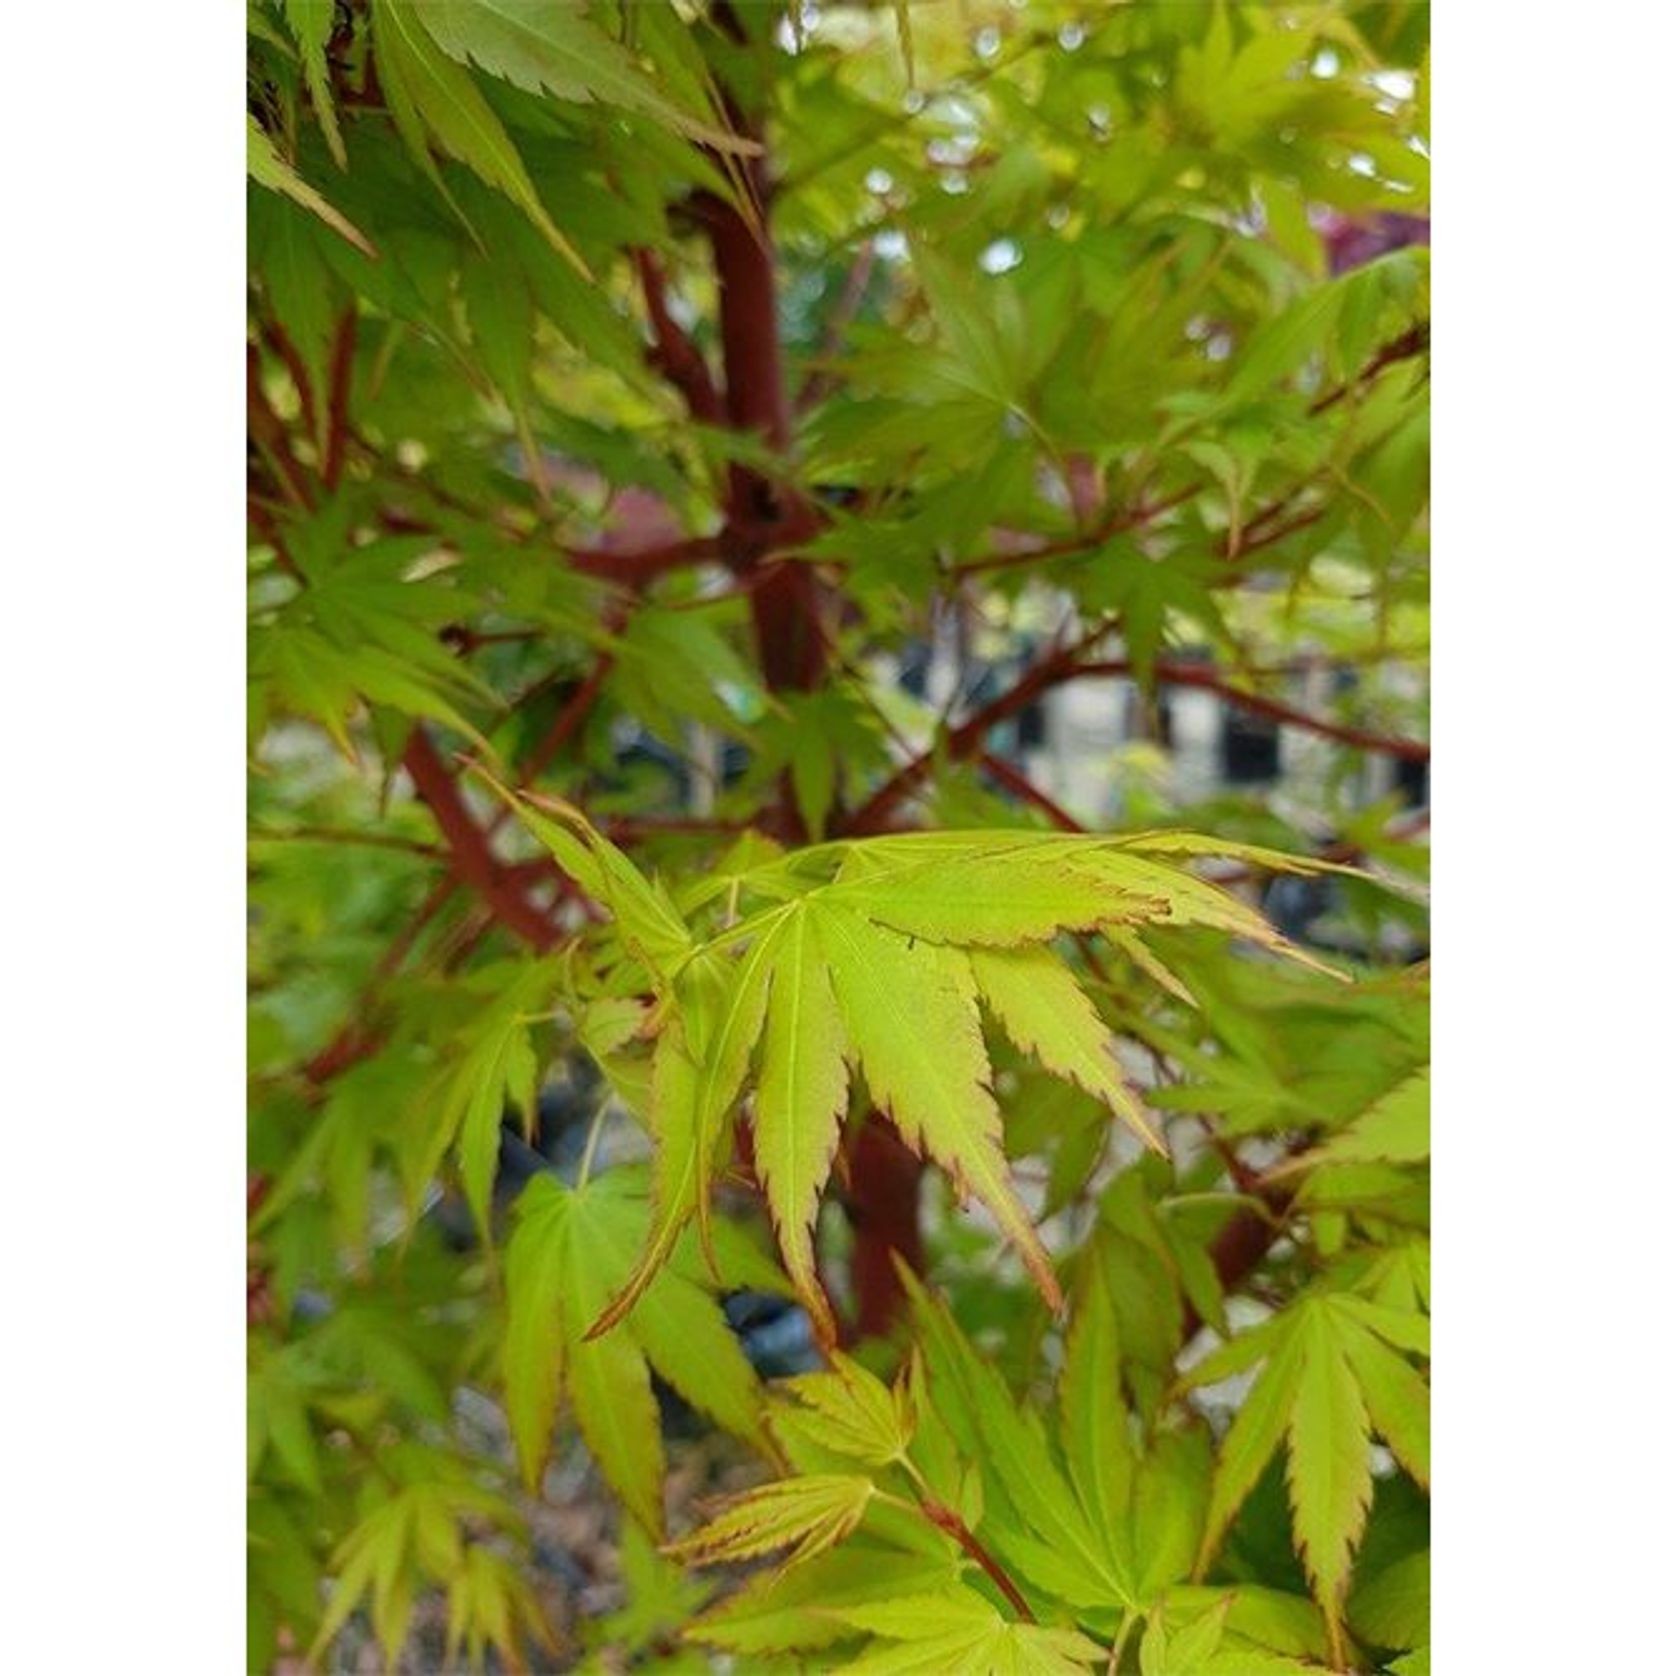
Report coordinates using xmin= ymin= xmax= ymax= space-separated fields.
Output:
xmin=1058 ymin=1258 xmax=1135 ymax=1578
xmin=828 ymin=852 xmax=1168 ymax=948
xmin=1286 ymin=1311 xmax=1373 ymax=1642
xmin=1338 ymin=1321 xmax=1430 ymax=1488
xmin=757 ymin=904 xmax=850 ymax=1346
xmin=1198 ymin=1332 xmax=1306 ymax=1571
xmin=502 ymin=1179 xmax=570 ymax=1489
xmin=247 ymin=116 xmax=373 ymax=255
xmin=1317 ymin=1067 xmax=1430 ymax=1166
xmin=972 ymin=943 xmax=1162 ymax=1153
xmin=666 ymin=1475 xmax=876 ymax=1569
xmin=777 ymin=1353 xmax=913 ymax=1466
xmin=817 ymin=904 xmax=1062 ymax=1313
xmin=503 ymin=1172 xmax=766 ymax=1531
xmin=589 ymin=1015 xmax=705 ymax=1340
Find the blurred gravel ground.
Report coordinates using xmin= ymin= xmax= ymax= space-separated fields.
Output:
xmin=279 ymin=1386 xmax=764 ymax=1675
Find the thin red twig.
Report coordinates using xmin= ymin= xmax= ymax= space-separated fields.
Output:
xmin=919 ymin=1498 xmax=1037 ymax=1622
xmin=978 ymin=750 xmax=1084 ymax=832
xmin=401 ymin=728 xmax=560 ymax=951
xmin=516 ymin=650 xmax=616 ymax=789
xmin=1076 ymin=659 xmax=1430 ymax=761
xmin=322 ymin=311 xmax=357 ymax=490
xmin=259 ymin=321 xmax=318 ymax=438
xmin=952 ymin=486 xmax=1199 ymax=577
xmin=846 ymin=643 xmax=1428 ymax=834
xmin=301 ymin=876 xmax=457 ymax=1087
xmin=1309 ymin=322 xmax=1429 ymax=416
xmin=633 ymin=248 xmax=725 ymax=426
xmin=248 ymin=345 xmax=315 ymax=512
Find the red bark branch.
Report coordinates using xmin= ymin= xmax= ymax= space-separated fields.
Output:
xmin=704 ymin=4 xmax=920 ymax=1332
xmin=248 ymin=344 xmax=315 ymax=511
xmin=259 ymin=321 xmax=318 ymax=439
xmin=951 ymin=486 xmax=1200 ymax=576
xmin=632 ymin=248 xmax=725 ymax=426
xmin=322 ymin=310 xmax=357 ymax=490
xmin=1226 ymin=507 xmax=1326 ymax=562
xmin=846 ymin=645 xmax=1428 ymax=835
xmin=843 ymin=636 xmax=1088 ymax=834
xmin=1180 ymin=1145 xmax=1311 ymax=1342
xmin=699 ymin=24 xmax=829 ymax=723
xmin=978 ymin=750 xmax=1084 ymax=832
xmin=564 ymin=533 xmax=725 ymax=587
xmin=516 ymin=649 xmax=616 ymax=789
xmin=376 ymin=498 xmax=722 ymax=590
xmin=1309 ymin=322 xmax=1429 ymax=416
xmin=301 ymin=876 xmax=457 ymax=1086
xmin=1077 ymin=658 xmax=1430 ymax=762
xmin=919 ymin=1497 xmax=1037 ymax=1622
xmin=401 ymin=728 xmax=560 ymax=952
xmin=842 ymin=1118 xmax=926 ymax=1343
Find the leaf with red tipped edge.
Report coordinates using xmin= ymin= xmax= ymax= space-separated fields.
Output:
xmin=665 ymin=1475 xmax=876 ymax=1570
xmin=755 ymin=904 xmax=849 ymax=1349
xmin=971 ymin=943 xmax=1163 ymax=1154
xmin=585 ymin=1019 xmax=703 ymax=1342
xmin=816 ymin=903 xmax=1063 ymax=1315
xmin=824 ymin=851 xmax=1169 ymax=947
xmin=1194 ymin=1293 xmax=1427 ymax=1658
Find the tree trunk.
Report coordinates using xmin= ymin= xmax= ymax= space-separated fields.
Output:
xmin=703 ymin=6 xmax=925 ymax=1338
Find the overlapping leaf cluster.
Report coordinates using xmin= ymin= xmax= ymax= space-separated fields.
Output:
xmin=512 ymin=801 xmax=1343 ymax=1339
xmin=668 ymin=1266 xmax=1428 ymax=1672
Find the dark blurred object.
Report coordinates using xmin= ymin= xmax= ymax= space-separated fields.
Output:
xmin=1322 ymin=211 xmax=1429 ymax=276
xmin=657 ymin=1289 xmax=821 ymax=1436
xmin=429 ymin=1069 xmax=603 ymax=1251
xmin=897 ymin=638 xmax=933 ymax=703
xmin=427 ymin=1067 xmax=821 ymax=1409
xmin=1263 ymin=871 xmax=1337 ymax=945
xmin=1156 ymin=647 xmax=1215 ymax=752
xmin=1015 ymin=698 xmax=1047 ymax=751
xmin=1220 ymin=709 xmax=1281 ymax=785
xmin=1262 ymin=861 xmax=1428 ymax=967
xmin=724 ymin=1290 xmax=820 ymax=1378
xmin=1395 ymin=754 xmax=1429 ymax=810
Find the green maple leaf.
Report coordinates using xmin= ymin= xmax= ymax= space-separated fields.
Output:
xmin=416 ymin=0 xmax=752 ymax=153
xmin=820 ymin=899 xmax=1065 ymax=1313
xmin=772 ymin=1352 xmax=917 ymax=1468
xmin=973 ymin=944 xmax=1163 ymax=1151
xmin=419 ymin=961 xmax=550 ymax=1234
xmin=282 ymin=0 xmax=346 ymax=168
xmin=370 ymin=0 xmax=584 ymax=270
xmin=907 ymin=1271 xmax=1129 ymax=1610
xmin=443 ymin=1544 xmax=556 ymax=1671
xmin=689 ymin=1547 xmax=962 ymax=1660
xmin=312 ymin=1471 xmax=518 ymax=1662
xmin=833 ymin=1585 xmax=1105 ymax=1674
xmin=1313 ymin=1067 xmax=1430 ymax=1168
xmin=665 ymin=1474 xmax=878 ymax=1571
xmin=586 ymin=1521 xmax=712 ymax=1662
xmin=502 ymin=807 xmax=1343 ymax=1344
xmin=1188 ymin=1292 xmax=1430 ymax=1656
xmin=501 ymin=1168 xmax=769 ymax=1534
xmin=247 ymin=115 xmax=372 ymax=255
xmin=1138 ymin=1594 xmax=1328 ymax=1675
